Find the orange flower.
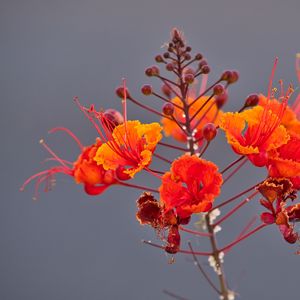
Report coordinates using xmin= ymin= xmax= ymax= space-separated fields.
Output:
xmin=220 ymin=101 xmax=289 ymax=166
xmin=159 ymin=155 xmax=223 ymax=218
xmin=161 ymin=96 xmax=221 ymax=143
xmin=259 ymin=93 xmax=300 ymax=137
xmin=20 ymin=131 xmax=121 ymax=198
xmin=268 ymin=134 xmax=300 ymax=189
xmin=94 ymin=120 xmax=162 ymax=178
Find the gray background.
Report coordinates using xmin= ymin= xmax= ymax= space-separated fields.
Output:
xmin=1 ymin=0 xmax=299 ymax=299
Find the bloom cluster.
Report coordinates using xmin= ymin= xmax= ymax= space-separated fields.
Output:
xmin=21 ymin=29 xmax=300 ymax=300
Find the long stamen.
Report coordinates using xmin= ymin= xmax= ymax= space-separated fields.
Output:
xmin=39 ymin=139 xmax=69 ymax=168
xmin=48 ymin=127 xmax=84 ymax=151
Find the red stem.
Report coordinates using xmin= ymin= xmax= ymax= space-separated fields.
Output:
xmin=179 ymin=226 xmax=212 ymax=237
xmin=213 ymin=191 xmax=258 ymax=228
xmin=220 ymin=156 xmax=245 ymax=174
xmin=117 ymin=182 xmax=158 ymax=194
xmin=142 ymin=240 xmax=212 ymax=256
xmin=158 ymin=141 xmax=186 ymax=151
xmin=220 ymin=224 xmax=268 ymax=253
xmin=213 ymin=183 xmax=259 ymax=210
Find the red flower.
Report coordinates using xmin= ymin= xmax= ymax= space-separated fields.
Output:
xmin=20 ymin=130 xmax=126 ymax=198
xmin=268 ymin=134 xmax=300 ymax=189
xmin=258 ymin=178 xmax=299 ymax=244
xmin=160 ymin=155 xmax=222 ymax=218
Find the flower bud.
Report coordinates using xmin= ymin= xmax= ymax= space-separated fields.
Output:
xmin=220 ymin=70 xmax=232 ymax=81
xmin=166 ymin=63 xmax=175 ymax=71
xmin=162 ymin=103 xmax=174 ymax=115
xmin=115 ymin=86 xmax=130 ymax=99
xmin=186 ymin=46 xmax=192 ymax=52
xmin=228 ymin=70 xmax=239 ymax=84
xmin=244 ymin=94 xmax=259 ymax=107
xmin=201 ymin=65 xmax=210 ymax=74
xmin=184 ymin=53 xmax=191 ymax=60
xmin=145 ymin=66 xmax=160 ymax=77
xmin=202 ymin=123 xmax=217 ymax=141
xmin=155 ymin=55 xmax=164 ymax=63
xmin=103 ymin=109 xmax=124 ymax=128
xmin=198 ymin=60 xmax=207 ymax=69
xmin=213 ymin=84 xmax=225 ymax=96
xmin=215 ymin=91 xmax=228 ymax=108
xmin=195 ymin=53 xmax=203 ymax=60
xmin=161 ymin=84 xmax=172 ymax=98
xmin=141 ymin=84 xmax=153 ymax=96
xmin=184 ymin=73 xmax=194 ymax=84
xmin=163 ymin=52 xmax=170 ymax=59
xmin=151 ymin=66 xmax=160 ymax=76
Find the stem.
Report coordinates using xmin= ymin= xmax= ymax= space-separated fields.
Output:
xmin=220 ymin=156 xmax=245 ymax=174
xmin=205 ymin=214 xmax=230 ymax=300
xmin=188 ymin=242 xmax=221 ymax=294
xmin=142 ymin=240 xmax=211 ymax=256
xmin=213 ymin=183 xmax=260 ymax=210
xmin=127 ymin=95 xmax=175 ymax=122
xmin=153 ymin=153 xmax=172 ymax=164
xmin=174 ymin=44 xmax=230 ymax=299
xmin=220 ymin=224 xmax=268 ymax=253
xmin=158 ymin=141 xmax=187 ymax=151
xmin=213 ymin=191 xmax=258 ymax=228
xmin=163 ymin=289 xmax=190 ymax=300
xmin=117 ymin=182 xmax=158 ymax=194
xmin=179 ymin=226 xmax=212 ymax=237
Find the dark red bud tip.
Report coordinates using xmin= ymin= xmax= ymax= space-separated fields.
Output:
xmin=166 ymin=63 xmax=175 ymax=71
xmin=103 ymin=109 xmax=124 ymax=128
xmin=186 ymin=46 xmax=192 ymax=52
xmin=213 ymin=84 xmax=225 ymax=96
xmin=184 ymin=53 xmax=191 ymax=60
xmin=195 ymin=53 xmax=203 ymax=60
xmin=151 ymin=66 xmax=160 ymax=76
xmin=202 ymin=123 xmax=217 ymax=141
xmin=228 ymin=70 xmax=239 ymax=84
xmin=198 ymin=60 xmax=207 ymax=69
xmin=220 ymin=70 xmax=232 ymax=81
xmin=201 ymin=65 xmax=210 ymax=74
xmin=184 ymin=74 xmax=194 ymax=84
xmin=115 ymin=86 xmax=130 ymax=99
xmin=145 ymin=67 xmax=153 ymax=77
xmin=141 ymin=84 xmax=153 ymax=96
xmin=248 ymin=152 xmax=268 ymax=167
xmin=155 ymin=55 xmax=164 ymax=63
xmin=162 ymin=103 xmax=174 ymax=116
xmin=145 ymin=66 xmax=160 ymax=77
xmin=245 ymin=94 xmax=259 ymax=107
xmin=163 ymin=52 xmax=170 ymax=59
xmin=161 ymin=84 xmax=173 ymax=98
xmin=215 ymin=91 xmax=228 ymax=109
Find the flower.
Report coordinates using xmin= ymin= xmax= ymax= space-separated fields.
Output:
xmin=94 ymin=120 xmax=162 ymax=178
xmin=159 ymin=155 xmax=223 ymax=218
xmin=20 ymin=133 xmax=121 ymax=198
xmin=220 ymin=102 xmax=289 ymax=167
xmin=267 ymin=133 xmax=300 ymax=189
xmin=136 ymin=192 xmax=182 ymax=254
xmin=161 ymin=95 xmax=221 ymax=143
xmin=258 ymin=177 xmax=299 ymax=243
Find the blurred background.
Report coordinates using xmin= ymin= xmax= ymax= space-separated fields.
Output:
xmin=1 ymin=0 xmax=299 ymax=299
